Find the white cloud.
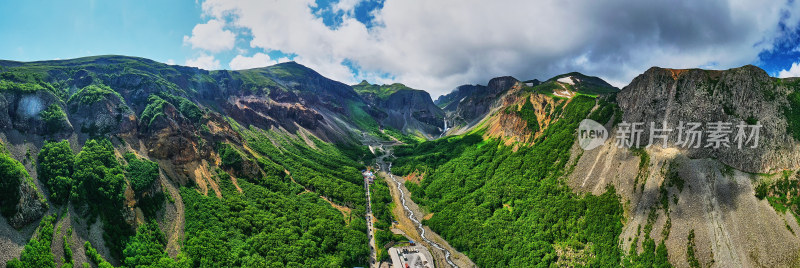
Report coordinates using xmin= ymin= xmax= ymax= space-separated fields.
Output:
xmin=182 ymin=19 xmax=236 ymax=53
xmin=779 ymin=62 xmax=800 ymax=78
xmin=198 ymin=0 xmax=800 ymax=97
xmin=332 ymin=0 xmax=363 ymax=14
xmin=185 ymin=54 xmax=221 ymax=70
xmin=229 ymin=52 xmax=289 ymax=70
xmin=166 ymin=59 xmax=176 ymax=65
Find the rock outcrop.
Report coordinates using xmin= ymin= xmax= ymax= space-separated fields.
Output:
xmin=617 ymin=65 xmax=800 ymax=173
xmin=8 ymin=181 xmax=47 ymax=229
xmin=445 ymin=76 xmax=520 ymax=130
xmin=353 ymin=82 xmax=445 ymax=138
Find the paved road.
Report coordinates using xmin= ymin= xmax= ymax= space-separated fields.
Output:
xmin=366 ymin=178 xmax=378 ymax=267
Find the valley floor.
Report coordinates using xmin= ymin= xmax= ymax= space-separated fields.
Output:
xmin=372 ymin=144 xmax=476 ymax=268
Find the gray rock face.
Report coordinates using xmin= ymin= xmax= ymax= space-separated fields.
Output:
xmin=67 ymin=89 xmax=135 ymax=135
xmin=446 ymin=76 xmax=520 ymax=128
xmin=378 ymin=89 xmax=444 ymax=137
xmin=436 ymin=84 xmax=480 ymax=112
xmin=352 ymin=82 xmax=446 ymax=138
xmin=0 ymin=91 xmax=71 ymax=135
xmin=9 ymin=181 xmax=47 ymax=229
xmin=617 ymin=65 xmax=800 ymax=173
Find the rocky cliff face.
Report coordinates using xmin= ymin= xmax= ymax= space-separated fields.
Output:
xmin=0 ymin=91 xmax=72 ymax=136
xmin=435 ymin=84 xmax=480 ymax=111
xmin=566 ymin=65 xmax=800 ymax=267
xmin=353 ymin=82 xmax=445 ymax=138
xmin=9 ymin=181 xmax=47 ymax=229
xmin=444 ymin=76 xmax=520 ymax=131
xmin=381 ymin=89 xmax=444 ymax=137
xmin=617 ymin=65 xmax=800 ymax=173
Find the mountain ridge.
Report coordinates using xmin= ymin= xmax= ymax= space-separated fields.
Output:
xmin=1 ymin=55 xmax=799 ymax=267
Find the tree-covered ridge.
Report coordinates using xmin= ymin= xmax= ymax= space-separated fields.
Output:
xmin=139 ymin=92 xmax=205 ymax=129
xmin=16 ymin=127 xmax=374 ymax=267
xmin=369 ymin=178 xmax=406 ymax=262
xmin=240 ymin=127 xmax=367 ymax=208
xmin=0 ymin=70 xmax=61 ymax=97
xmin=176 ymin=126 xmax=372 ymax=267
xmin=182 ymin=175 xmax=368 ymax=267
xmin=67 ymin=84 xmax=126 ymax=106
xmin=0 ymin=55 xmax=384 ymax=267
xmin=393 ymin=96 xmax=631 ymax=266
xmin=72 ymin=139 xmax=126 ymax=210
xmin=352 ymin=81 xmax=421 ymax=100
xmin=39 ymin=104 xmax=69 ymax=134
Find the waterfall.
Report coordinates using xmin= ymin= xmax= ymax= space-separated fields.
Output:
xmin=439 ymin=118 xmax=449 ymax=138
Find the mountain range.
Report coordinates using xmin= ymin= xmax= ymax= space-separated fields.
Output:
xmin=0 ymin=55 xmax=798 ymax=267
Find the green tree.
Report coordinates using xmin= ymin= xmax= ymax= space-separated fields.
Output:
xmin=124 ymin=153 xmax=160 ymax=194
xmin=124 ymin=221 xmax=168 ymax=267
xmin=0 ymin=151 xmax=25 ymax=217
xmin=72 ymin=139 xmax=125 ymax=209
xmin=37 ymin=140 xmax=75 ymax=204
xmin=6 ymin=215 xmax=58 ymax=268
xmin=39 ymin=104 xmax=68 ymax=134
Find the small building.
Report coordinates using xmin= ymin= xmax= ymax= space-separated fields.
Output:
xmin=388 ymin=246 xmax=431 ymax=268
xmin=362 ymin=170 xmax=376 ymax=184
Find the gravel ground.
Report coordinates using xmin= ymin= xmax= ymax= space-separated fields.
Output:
xmin=0 ymin=212 xmax=37 ymax=265
xmin=569 ymin=141 xmax=800 ymax=267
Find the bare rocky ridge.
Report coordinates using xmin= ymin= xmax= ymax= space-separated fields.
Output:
xmin=565 ymin=65 xmax=800 ymax=266
xmin=569 ymin=138 xmax=800 ymax=267
xmin=617 ymin=65 xmax=800 ymax=173
xmin=450 ymin=76 xmax=519 ymax=127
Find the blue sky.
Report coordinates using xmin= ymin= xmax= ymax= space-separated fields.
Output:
xmin=0 ymin=0 xmax=201 ymax=64
xmin=1 ymin=0 xmax=799 ymax=97
xmin=0 ymin=0 xmax=384 ymax=68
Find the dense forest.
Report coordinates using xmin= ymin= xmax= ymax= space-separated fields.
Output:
xmin=179 ymin=126 xmax=371 ymax=267
xmin=4 ymin=124 xmax=374 ymax=268
xmin=393 ymin=95 xmax=668 ymax=266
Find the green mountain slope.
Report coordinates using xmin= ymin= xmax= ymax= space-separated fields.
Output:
xmin=0 ymin=55 xmax=378 ymax=267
